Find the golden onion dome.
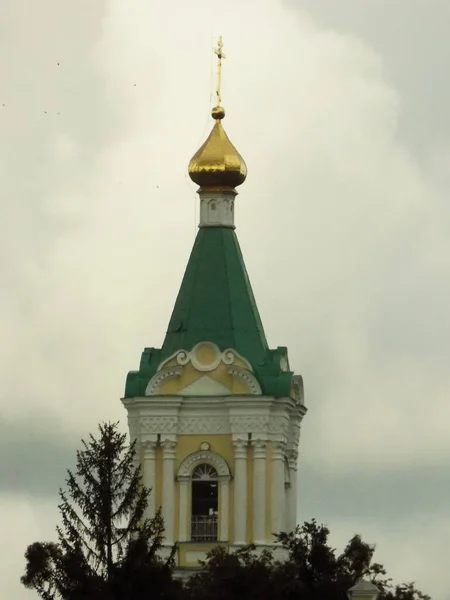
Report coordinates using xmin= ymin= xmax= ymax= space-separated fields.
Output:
xmin=188 ymin=105 xmax=247 ymax=191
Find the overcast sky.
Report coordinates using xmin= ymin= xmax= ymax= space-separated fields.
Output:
xmin=1 ymin=1 xmax=449 ymax=598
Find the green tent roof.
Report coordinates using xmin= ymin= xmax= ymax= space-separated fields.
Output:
xmin=124 ymin=227 xmax=294 ymax=398
xmin=162 ymin=227 xmax=268 ymax=363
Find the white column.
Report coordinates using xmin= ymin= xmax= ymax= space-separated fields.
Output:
xmin=130 ymin=437 xmax=141 ymax=541
xmin=271 ymin=442 xmax=286 ymax=536
xmin=178 ymin=476 xmax=189 ymax=542
xmin=131 ymin=438 xmax=141 ymax=476
xmin=233 ymin=439 xmax=248 ymax=545
xmin=161 ymin=439 xmax=176 ymax=545
xmin=142 ymin=441 xmax=157 ymax=520
xmin=286 ymin=449 xmax=298 ymax=532
xmin=252 ymin=439 xmax=267 ymax=545
xmin=219 ymin=479 xmax=230 ymax=541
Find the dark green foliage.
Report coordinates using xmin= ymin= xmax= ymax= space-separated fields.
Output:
xmin=20 ymin=422 xmax=430 ymax=600
xmin=187 ymin=520 xmax=430 ymax=600
xmin=185 ymin=545 xmax=280 ymax=600
xmin=21 ymin=422 xmax=178 ymax=600
xmin=276 ymin=519 xmax=381 ymax=597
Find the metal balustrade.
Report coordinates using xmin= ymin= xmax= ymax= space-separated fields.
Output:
xmin=191 ymin=515 xmax=218 ymax=541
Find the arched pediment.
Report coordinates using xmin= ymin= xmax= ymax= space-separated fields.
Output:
xmin=145 ymin=341 xmax=262 ymax=396
xmin=177 ymin=450 xmax=231 ymax=479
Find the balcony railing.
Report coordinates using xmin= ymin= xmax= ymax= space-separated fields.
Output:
xmin=191 ymin=515 xmax=218 ymax=541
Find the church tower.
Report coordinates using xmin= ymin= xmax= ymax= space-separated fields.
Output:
xmin=122 ymin=38 xmax=306 ymax=570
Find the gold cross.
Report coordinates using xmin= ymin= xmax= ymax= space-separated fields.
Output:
xmin=214 ymin=36 xmax=225 ymax=106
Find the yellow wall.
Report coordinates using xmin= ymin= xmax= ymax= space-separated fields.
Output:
xmin=148 ymin=437 xmax=278 ymax=555
xmin=177 ymin=542 xmax=228 ymax=567
xmin=157 ymin=361 xmax=251 ymax=395
xmin=174 ymin=434 xmax=234 ymax=471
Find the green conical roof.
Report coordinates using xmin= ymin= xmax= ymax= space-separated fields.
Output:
xmin=124 ymin=227 xmax=294 ymax=398
xmin=161 ymin=227 xmax=268 ymax=363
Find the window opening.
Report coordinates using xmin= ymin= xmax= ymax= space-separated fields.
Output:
xmin=191 ymin=463 xmax=218 ymax=541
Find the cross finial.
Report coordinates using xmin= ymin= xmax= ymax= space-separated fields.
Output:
xmin=214 ymin=36 xmax=225 ymax=106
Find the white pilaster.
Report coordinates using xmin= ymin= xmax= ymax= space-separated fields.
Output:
xmin=161 ymin=439 xmax=177 ymax=545
xmin=219 ymin=478 xmax=230 ymax=541
xmin=178 ymin=476 xmax=189 ymax=542
xmin=286 ymin=449 xmax=298 ymax=532
xmin=271 ymin=442 xmax=286 ymax=536
xmin=142 ymin=441 xmax=157 ymax=520
xmin=233 ymin=439 xmax=248 ymax=544
xmin=199 ymin=190 xmax=236 ymax=228
xmin=252 ymin=439 xmax=267 ymax=545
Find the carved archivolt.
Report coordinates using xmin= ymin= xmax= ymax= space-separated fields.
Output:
xmin=228 ymin=366 xmax=262 ymax=395
xmin=177 ymin=450 xmax=231 ymax=479
xmin=145 ymin=366 xmax=183 ymax=395
xmin=146 ymin=342 xmax=262 ymax=396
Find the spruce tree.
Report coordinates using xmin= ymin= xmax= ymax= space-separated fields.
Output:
xmin=21 ymin=422 xmax=177 ymax=600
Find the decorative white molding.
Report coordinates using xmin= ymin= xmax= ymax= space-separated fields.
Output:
xmin=271 ymin=441 xmax=286 ymax=461
xmin=177 ymin=450 xmax=231 ymax=479
xmin=233 ymin=438 xmax=248 ymax=460
xmin=268 ymin=415 xmax=289 ymax=437
xmin=227 ymin=366 xmax=262 ymax=395
xmin=199 ymin=190 xmax=236 ymax=228
xmin=135 ymin=412 xmax=275 ymax=437
xmin=145 ymin=366 xmax=183 ymax=395
xmin=286 ymin=448 xmax=299 ymax=470
xmin=230 ymin=415 xmax=269 ymax=436
xmin=157 ymin=342 xmax=253 ymax=374
xmin=178 ymin=415 xmax=229 ymax=435
xmin=252 ymin=438 xmax=267 ymax=460
xmin=141 ymin=416 xmax=178 ymax=434
xmin=162 ymin=439 xmax=177 ymax=457
xmin=284 ymin=457 xmax=291 ymax=487
xmin=142 ymin=440 xmax=157 ymax=457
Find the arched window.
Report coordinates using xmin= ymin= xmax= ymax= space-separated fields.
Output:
xmin=177 ymin=450 xmax=231 ymax=543
xmin=191 ymin=463 xmax=218 ymax=541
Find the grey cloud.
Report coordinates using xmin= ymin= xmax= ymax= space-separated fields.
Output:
xmin=0 ymin=412 xmax=79 ymax=498
xmin=289 ymin=0 xmax=450 ymax=155
xmin=300 ymin=463 xmax=449 ymax=524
